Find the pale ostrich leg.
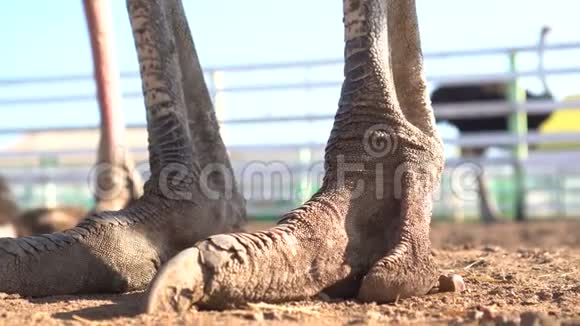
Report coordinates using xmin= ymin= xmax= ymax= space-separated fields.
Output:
xmin=0 ymin=0 xmax=245 ymax=296
xmin=83 ymin=0 xmax=142 ymax=212
xmin=147 ymin=0 xmax=445 ymax=311
xmin=11 ymin=0 xmax=144 ymax=237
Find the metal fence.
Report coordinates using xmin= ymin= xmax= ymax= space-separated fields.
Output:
xmin=1 ymin=42 xmax=580 ymax=220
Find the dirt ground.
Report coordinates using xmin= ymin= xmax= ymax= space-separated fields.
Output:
xmin=1 ymin=220 xmax=579 ymax=325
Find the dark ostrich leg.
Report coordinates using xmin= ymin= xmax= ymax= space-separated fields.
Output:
xmin=147 ymin=0 xmax=447 ymax=312
xmin=463 ymin=148 xmax=502 ymax=223
xmin=0 ymin=0 xmax=244 ymax=296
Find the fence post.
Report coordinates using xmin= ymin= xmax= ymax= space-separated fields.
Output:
xmin=507 ymin=51 xmax=528 ymax=221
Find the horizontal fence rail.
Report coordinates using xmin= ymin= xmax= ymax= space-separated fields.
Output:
xmin=1 ymin=99 xmax=580 ymax=136
xmin=2 ymin=41 xmax=580 ymax=219
xmin=1 ymin=41 xmax=580 ymax=86
xmin=2 ymin=68 xmax=580 ymax=106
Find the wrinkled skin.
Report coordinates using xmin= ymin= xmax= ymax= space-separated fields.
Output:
xmin=1 ymin=0 xmax=453 ymax=312
xmin=0 ymin=0 xmax=245 ymax=296
xmin=146 ymin=0 xmax=446 ymax=312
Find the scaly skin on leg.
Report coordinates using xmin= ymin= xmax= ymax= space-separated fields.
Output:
xmin=358 ymin=0 xmax=444 ymax=302
xmin=167 ymin=0 xmax=246 ymax=227
xmin=147 ymin=0 xmax=446 ymax=312
xmin=0 ymin=0 xmax=244 ymax=297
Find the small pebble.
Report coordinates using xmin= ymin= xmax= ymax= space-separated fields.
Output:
xmin=438 ymin=274 xmax=466 ymax=293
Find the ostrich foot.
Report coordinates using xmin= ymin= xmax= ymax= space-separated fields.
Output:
xmin=147 ymin=167 xmax=442 ymax=312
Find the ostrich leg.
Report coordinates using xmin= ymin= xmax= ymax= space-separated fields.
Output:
xmin=358 ymin=0 xmax=441 ymax=300
xmin=83 ymin=0 xmax=143 ymax=212
xmin=169 ymin=1 xmax=246 ymax=228
xmin=476 ymin=169 xmax=502 ymax=223
xmin=463 ymin=148 xmax=502 ymax=223
xmin=0 ymin=0 xmax=244 ymax=296
xmin=147 ymin=0 xmax=444 ymax=311
xmin=13 ymin=0 xmax=148 ymax=238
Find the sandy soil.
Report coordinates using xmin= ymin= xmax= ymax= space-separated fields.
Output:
xmin=1 ymin=220 xmax=579 ymax=325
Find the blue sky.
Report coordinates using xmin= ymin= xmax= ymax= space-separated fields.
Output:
xmin=0 ymin=0 xmax=579 ymax=148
